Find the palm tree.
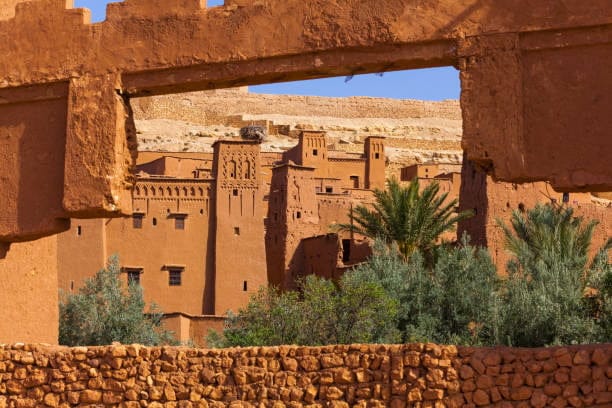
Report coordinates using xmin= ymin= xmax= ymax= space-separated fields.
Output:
xmin=495 ymin=204 xmax=612 ymax=346
xmin=498 ymin=203 xmax=600 ymax=275
xmin=337 ymin=178 xmax=472 ymax=260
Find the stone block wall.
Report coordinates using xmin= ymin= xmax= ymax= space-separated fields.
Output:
xmin=0 ymin=343 xmax=609 ymax=408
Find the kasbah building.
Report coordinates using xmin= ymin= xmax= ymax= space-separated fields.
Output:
xmin=56 ymin=88 xmax=612 ymax=346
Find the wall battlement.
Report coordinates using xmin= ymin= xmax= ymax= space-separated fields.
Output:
xmin=0 ymin=342 xmax=609 ymax=407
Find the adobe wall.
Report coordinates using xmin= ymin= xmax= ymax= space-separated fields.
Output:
xmin=212 ymin=141 xmax=268 ymax=315
xmin=0 ymin=343 xmax=609 ymax=408
xmin=1 ymin=0 xmax=611 ymax=250
xmin=0 ymin=238 xmax=58 ymax=344
xmin=459 ymin=161 xmax=612 ymax=273
xmin=161 ymin=314 xmax=225 ymax=348
xmin=56 ymin=219 xmax=107 ymax=293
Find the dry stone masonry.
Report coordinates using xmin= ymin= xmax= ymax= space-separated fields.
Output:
xmin=0 ymin=343 xmax=610 ymax=408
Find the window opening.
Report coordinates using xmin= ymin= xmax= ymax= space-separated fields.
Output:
xmin=350 ymin=176 xmax=359 ymax=188
xmin=342 ymin=239 xmax=351 ymax=262
xmin=133 ymin=214 xmax=143 ymax=229
xmin=234 ymin=227 xmax=240 ymax=236
xmin=375 ymin=153 xmax=380 ymax=159
xmin=152 ymin=217 xmax=157 ymax=226
xmin=296 ymin=211 xmax=302 ymax=219
xmin=168 ymin=269 xmax=182 ymax=286
xmin=77 ymin=225 xmax=82 ymax=236
xmin=230 ymin=160 xmax=237 ymax=178
xmin=325 ymin=186 xmax=333 ymax=193
xmin=124 ymin=268 xmax=143 ymax=285
xmin=563 ymin=192 xmax=570 ymax=203
xmin=313 ymin=149 xmax=318 ymax=156
xmin=175 ymin=216 xmax=186 ymax=230
xmin=233 ymin=189 xmax=239 ymax=196
xmin=243 ymin=281 xmax=248 ymax=291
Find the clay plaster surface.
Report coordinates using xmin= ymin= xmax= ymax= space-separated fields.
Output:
xmin=0 ymin=0 xmax=610 ymax=245
xmin=0 ymin=0 xmax=611 ymax=344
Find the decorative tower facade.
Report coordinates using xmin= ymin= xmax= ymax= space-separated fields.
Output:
xmin=212 ymin=140 xmax=267 ymax=314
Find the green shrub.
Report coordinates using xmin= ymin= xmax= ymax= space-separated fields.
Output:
xmin=59 ymin=255 xmax=175 ymax=346
xmin=495 ymin=204 xmax=611 ymax=346
xmin=211 ymin=273 xmax=399 ymax=347
xmin=353 ymin=237 xmax=498 ymax=345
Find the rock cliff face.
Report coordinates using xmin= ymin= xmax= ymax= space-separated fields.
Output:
xmin=131 ymin=87 xmax=463 ymax=178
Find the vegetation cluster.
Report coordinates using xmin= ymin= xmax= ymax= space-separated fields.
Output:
xmin=60 ymin=179 xmax=611 ymax=348
xmin=59 ymin=256 xmax=175 ymax=346
xmin=210 ymin=179 xmax=611 ymax=348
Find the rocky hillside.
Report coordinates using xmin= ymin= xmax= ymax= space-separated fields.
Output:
xmin=132 ymin=87 xmax=463 ymax=178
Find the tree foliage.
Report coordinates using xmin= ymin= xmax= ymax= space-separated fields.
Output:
xmin=59 ymin=256 xmax=175 ymax=346
xmin=494 ymin=204 xmax=611 ymax=346
xmin=211 ymin=203 xmax=610 ymax=349
xmin=353 ymin=237 xmax=498 ymax=345
xmin=336 ymin=178 xmax=472 ymax=260
xmin=210 ymin=273 xmax=400 ymax=347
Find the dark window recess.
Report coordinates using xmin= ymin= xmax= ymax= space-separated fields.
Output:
xmin=325 ymin=186 xmax=333 ymax=193
xmin=296 ymin=211 xmax=301 ymax=219
xmin=342 ymin=239 xmax=351 ymax=262
xmin=233 ymin=189 xmax=239 ymax=196
xmin=77 ymin=225 xmax=82 ymax=236
xmin=133 ymin=215 xmax=143 ymax=229
xmin=350 ymin=176 xmax=359 ymax=188
xmin=313 ymin=149 xmax=318 ymax=156
xmin=375 ymin=153 xmax=380 ymax=159
xmin=175 ymin=216 xmax=186 ymax=230
xmin=168 ymin=269 xmax=182 ymax=286
xmin=125 ymin=268 xmax=142 ymax=285
xmin=243 ymin=281 xmax=248 ymax=291
xmin=152 ymin=217 xmax=158 ymax=226
xmin=234 ymin=227 xmax=240 ymax=236
xmin=563 ymin=192 xmax=570 ymax=203
xmin=70 ymin=280 xmax=74 ymax=291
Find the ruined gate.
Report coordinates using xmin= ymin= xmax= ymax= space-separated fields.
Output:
xmin=0 ymin=0 xmax=611 ymax=343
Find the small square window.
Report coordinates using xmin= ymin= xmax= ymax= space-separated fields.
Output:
xmin=124 ymin=268 xmax=142 ymax=285
xmin=374 ymin=152 xmax=380 ymax=159
xmin=296 ymin=211 xmax=301 ymax=219
xmin=133 ymin=215 xmax=143 ymax=229
xmin=233 ymin=189 xmax=239 ymax=196
xmin=234 ymin=227 xmax=240 ymax=236
xmin=175 ymin=216 xmax=185 ymax=230
xmin=168 ymin=269 xmax=182 ymax=286
xmin=325 ymin=187 xmax=333 ymax=193
xmin=313 ymin=149 xmax=318 ymax=156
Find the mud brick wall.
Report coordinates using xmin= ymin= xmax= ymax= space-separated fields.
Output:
xmin=0 ymin=343 xmax=610 ymax=408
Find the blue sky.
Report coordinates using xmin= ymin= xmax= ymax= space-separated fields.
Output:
xmin=74 ymin=0 xmax=459 ymax=101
